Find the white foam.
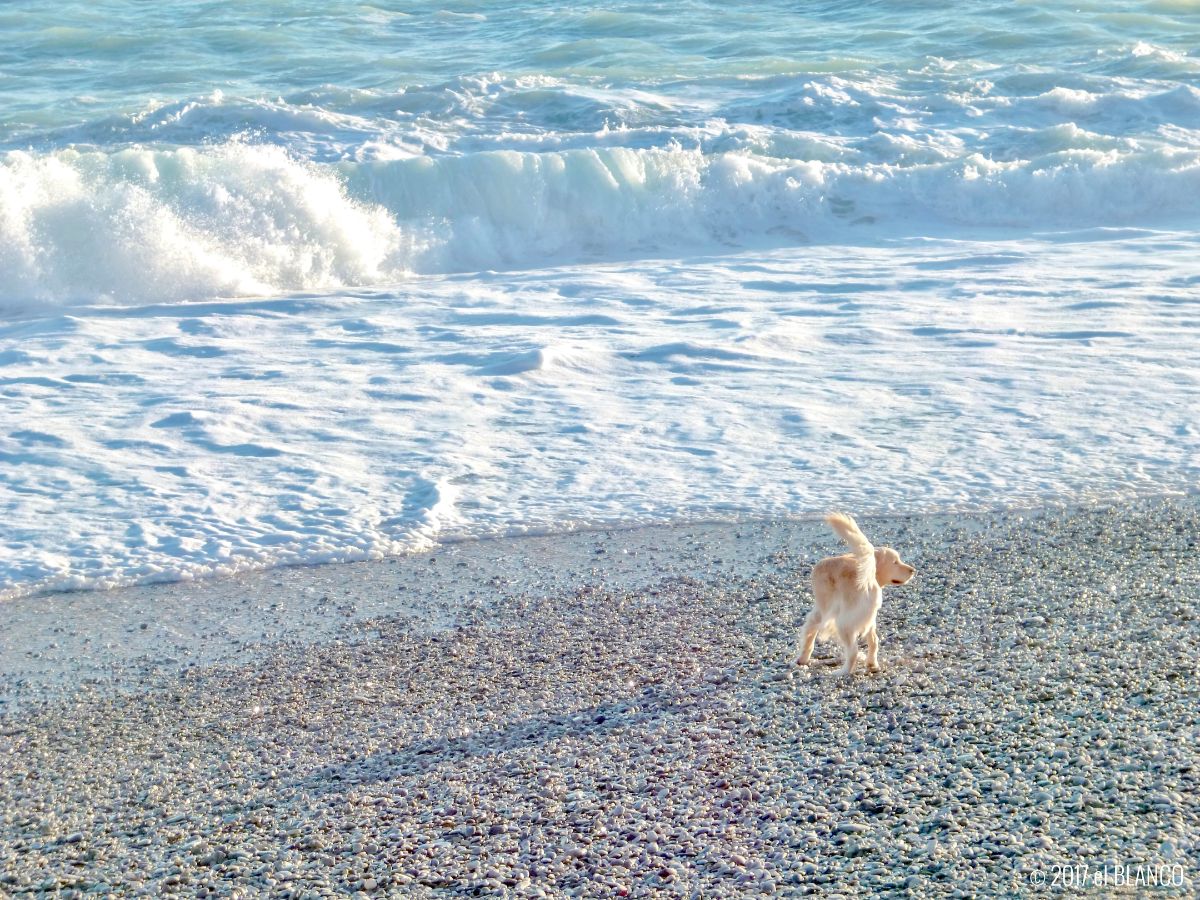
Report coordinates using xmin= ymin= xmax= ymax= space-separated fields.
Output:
xmin=0 ymin=144 xmax=412 ymax=311
xmin=2 ymin=236 xmax=1198 ymax=600
xmin=4 ymin=0 xmax=1199 ymax=608
xmin=5 ymin=141 xmax=1200 ymax=311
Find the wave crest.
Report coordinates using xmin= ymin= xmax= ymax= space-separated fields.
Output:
xmin=0 ymin=144 xmax=413 ymax=310
xmin=3 ymin=141 xmax=1199 ymax=311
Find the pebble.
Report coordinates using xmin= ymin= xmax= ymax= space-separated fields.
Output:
xmin=0 ymin=499 xmax=1197 ymax=897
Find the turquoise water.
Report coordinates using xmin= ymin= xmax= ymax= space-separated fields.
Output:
xmin=5 ymin=1 xmax=1199 ymax=156
xmin=4 ymin=0 xmax=1200 ymax=303
xmin=5 ymin=2 xmax=1199 ymax=118
xmin=2 ymin=2 xmax=1199 ymax=598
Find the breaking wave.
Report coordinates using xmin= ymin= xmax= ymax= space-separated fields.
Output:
xmin=3 ymin=140 xmax=1199 ymax=311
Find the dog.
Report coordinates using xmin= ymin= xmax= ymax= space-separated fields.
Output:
xmin=795 ymin=512 xmax=915 ymax=676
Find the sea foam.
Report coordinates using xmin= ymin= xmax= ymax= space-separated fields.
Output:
xmin=4 ymin=141 xmax=1199 ymax=310
xmin=4 ymin=237 xmax=1199 ymax=602
xmin=0 ymin=145 xmax=411 ymax=311
xmin=3 ymin=0 xmax=1200 ymax=601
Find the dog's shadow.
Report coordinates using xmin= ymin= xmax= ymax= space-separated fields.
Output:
xmin=289 ymin=687 xmax=688 ymax=797
xmin=805 ymin=655 xmax=842 ymax=668
xmin=795 ymin=639 xmax=939 ymax=676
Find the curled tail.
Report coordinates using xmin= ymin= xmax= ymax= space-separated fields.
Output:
xmin=825 ymin=512 xmax=876 ymax=591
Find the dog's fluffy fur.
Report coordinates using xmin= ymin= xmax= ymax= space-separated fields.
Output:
xmin=795 ymin=512 xmax=915 ymax=676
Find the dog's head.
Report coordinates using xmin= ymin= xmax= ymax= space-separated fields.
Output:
xmin=875 ymin=547 xmax=915 ymax=586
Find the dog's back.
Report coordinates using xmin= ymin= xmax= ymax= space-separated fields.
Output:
xmin=810 ymin=553 xmax=863 ymax=614
xmin=823 ymin=512 xmax=876 ymax=590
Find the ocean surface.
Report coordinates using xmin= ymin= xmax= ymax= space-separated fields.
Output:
xmin=2 ymin=0 xmax=1199 ymax=599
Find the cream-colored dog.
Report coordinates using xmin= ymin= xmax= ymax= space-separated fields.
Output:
xmin=795 ymin=512 xmax=915 ymax=676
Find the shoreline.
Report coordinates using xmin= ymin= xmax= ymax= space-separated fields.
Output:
xmin=4 ymin=491 xmax=1195 ymax=711
xmin=6 ymin=484 xmax=1196 ymax=609
xmin=2 ymin=497 xmax=1198 ymax=895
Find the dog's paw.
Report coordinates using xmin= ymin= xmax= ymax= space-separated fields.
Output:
xmin=867 ymin=662 xmax=882 ymax=673
xmin=794 ymin=656 xmax=810 ymax=667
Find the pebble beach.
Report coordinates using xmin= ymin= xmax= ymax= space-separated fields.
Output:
xmin=6 ymin=1 xmax=1200 ymax=896
xmin=2 ymin=497 xmax=1198 ymax=897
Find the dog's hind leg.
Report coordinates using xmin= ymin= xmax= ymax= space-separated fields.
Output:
xmin=865 ymin=626 xmax=880 ymax=673
xmin=837 ymin=625 xmax=859 ymax=676
xmin=795 ymin=610 xmax=822 ymax=666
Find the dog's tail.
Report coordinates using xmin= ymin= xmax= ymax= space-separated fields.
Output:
xmin=825 ymin=512 xmax=875 ymax=591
